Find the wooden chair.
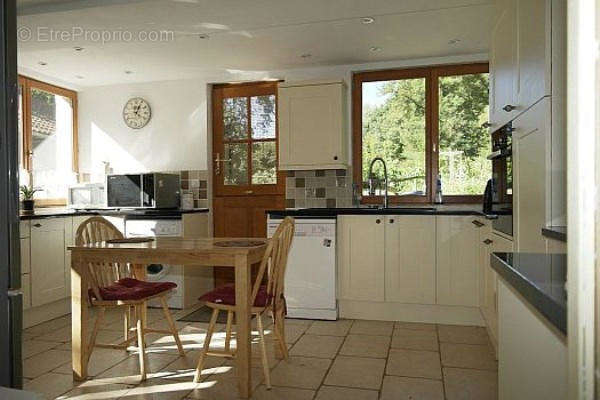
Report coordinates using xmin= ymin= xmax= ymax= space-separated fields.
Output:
xmin=76 ymin=216 xmax=185 ymax=381
xmin=192 ymin=217 xmax=295 ymax=387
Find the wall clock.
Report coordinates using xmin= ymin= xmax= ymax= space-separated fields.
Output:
xmin=123 ymin=97 xmax=151 ymax=129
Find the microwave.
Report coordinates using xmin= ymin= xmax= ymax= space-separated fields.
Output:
xmin=106 ymin=173 xmax=180 ymax=208
xmin=68 ymin=183 xmax=106 ymax=209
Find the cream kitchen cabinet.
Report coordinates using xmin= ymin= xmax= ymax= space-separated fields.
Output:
xmin=338 ymin=215 xmax=385 ymax=302
xmin=278 ymin=81 xmax=347 ymax=170
xmin=436 ymin=216 xmax=480 ymax=307
xmin=384 ymin=215 xmax=436 ymax=304
xmin=513 ymin=98 xmax=551 ymax=253
xmin=20 ymin=220 xmax=31 ymax=310
xmin=30 ymin=218 xmax=69 ymax=307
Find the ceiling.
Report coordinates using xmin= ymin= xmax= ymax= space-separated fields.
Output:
xmin=17 ymin=0 xmax=493 ymax=87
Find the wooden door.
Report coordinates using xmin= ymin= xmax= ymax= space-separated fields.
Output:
xmin=212 ymin=82 xmax=285 ymax=287
xmin=384 ymin=215 xmax=436 ymax=304
xmin=338 ymin=215 xmax=385 ymax=302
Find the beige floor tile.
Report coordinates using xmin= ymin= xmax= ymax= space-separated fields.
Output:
xmin=187 ymin=366 xmax=263 ymax=399
xmin=283 ymin=323 xmax=310 ymax=344
xmin=314 ymin=385 xmax=379 ymax=400
xmin=22 ymin=340 xmax=59 ymax=359
xmin=440 ymin=343 xmax=497 ymax=371
xmin=284 ymin=318 xmax=314 ymax=327
xmin=395 ymin=322 xmax=437 ymax=332
xmin=324 ymin=356 xmax=386 ymax=390
xmin=121 ymin=378 xmax=201 ymax=400
xmin=33 ymin=325 xmax=73 ymax=343
xmin=386 ymin=349 xmax=442 ymax=380
xmin=289 ymin=334 xmax=343 ymax=359
xmin=381 ymin=375 xmax=444 ymax=400
xmin=147 ymin=318 xmax=191 ymax=332
xmin=58 ymin=380 xmax=133 ymax=399
xmin=392 ymin=329 xmax=439 ymax=351
xmin=437 ymin=325 xmax=490 ymax=345
xmin=23 ymin=349 xmax=72 ymax=379
xmin=443 ymin=367 xmax=498 ymax=400
xmin=270 ymin=356 xmax=331 ymax=389
xmin=339 ymin=334 xmax=390 ymax=358
xmin=95 ymin=352 xmax=180 ymax=384
xmin=53 ymin=348 xmax=133 ymax=377
xmin=251 ymin=385 xmax=315 ymax=400
xmin=160 ymin=350 xmax=226 ymax=382
xmin=305 ymin=320 xmax=353 ymax=336
xmin=24 ymin=372 xmax=75 ymax=399
xmin=350 ymin=320 xmax=394 ymax=336
xmin=24 ymin=315 xmax=71 ymax=336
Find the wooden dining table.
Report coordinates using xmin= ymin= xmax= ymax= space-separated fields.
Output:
xmin=68 ymin=237 xmax=269 ymax=398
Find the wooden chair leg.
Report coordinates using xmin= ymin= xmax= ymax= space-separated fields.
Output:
xmin=193 ymin=308 xmax=219 ymax=383
xmin=224 ymin=311 xmax=234 ymax=353
xmin=256 ymin=313 xmax=271 ymax=389
xmin=86 ymin=306 xmax=105 ymax=365
xmin=136 ymin=305 xmax=148 ymax=381
xmin=123 ymin=306 xmax=131 ymax=343
xmin=274 ymin=310 xmax=289 ymax=359
xmin=159 ymin=296 xmax=185 ymax=357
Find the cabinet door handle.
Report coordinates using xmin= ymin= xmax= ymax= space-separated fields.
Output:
xmin=389 ymin=219 xmax=394 ymax=224
xmin=483 ymin=239 xmax=493 ymax=245
xmin=333 ymin=156 xmax=338 ymax=161
xmin=502 ymin=104 xmax=516 ymax=112
xmin=376 ymin=219 xmax=381 ymax=224
xmin=472 ymin=220 xmax=484 ymax=227
xmin=33 ymin=223 xmax=42 ymax=228
xmin=481 ymin=122 xmax=491 ymax=129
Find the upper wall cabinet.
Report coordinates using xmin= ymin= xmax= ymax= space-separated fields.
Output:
xmin=278 ymin=81 xmax=347 ymax=170
xmin=489 ymin=0 xmax=552 ymax=129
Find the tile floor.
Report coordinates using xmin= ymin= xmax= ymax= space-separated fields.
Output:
xmin=21 ymin=306 xmax=498 ymax=399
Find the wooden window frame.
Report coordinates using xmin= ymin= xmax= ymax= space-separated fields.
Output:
xmin=352 ymin=62 xmax=489 ymax=205
xmin=19 ymin=75 xmax=78 ymax=206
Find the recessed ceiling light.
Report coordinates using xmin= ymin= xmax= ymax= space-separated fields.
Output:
xmin=198 ymin=33 xmax=209 ymax=39
xmin=75 ymin=75 xmax=84 ymax=79
xmin=448 ymin=38 xmax=461 ymax=45
xmin=124 ymin=70 xmax=134 ymax=74
xmin=73 ymin=46 xmax=84 ymax=51
xmin=369 ymin=46 xmax=382 ymax=52
xmin=300 ymin=53 xmax=312 ymax=59
xmin=361 ymin=17 xmax=375 ymax=24
xmin=37 ymin=61 xmax=47 ymax=66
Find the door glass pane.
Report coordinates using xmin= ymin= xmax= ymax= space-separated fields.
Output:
xmin=438 ymin=73 xmax=490 ymax=195
xmin=224 ymin=143 xmax=248 ymax=185
xmin=362 ymin=78 xmax=427 ymax=196
xmin=252 ymin=141 xmax=276 ymax=184
xmin=251 ymin=95 xmax=276 ymax=139
xmin=30 ymin=87 xmax=75 ymax=199
xmin=223 ymin=97 xmax=248 ymax=140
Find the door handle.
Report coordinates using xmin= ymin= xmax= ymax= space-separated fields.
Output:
xmin=375 ymin=219 xmax=381 ymax=224
xmin=389 ymin=219 xmax=394 ymax=224
xmin=33 ymin=223 xmax=42 ymax=228
xmin=214 ymin=153 xmax=231 ymax=176
xmin=483 ymin=239 xmax=493 ymax=245
xmin=471 ymin=220 xmax=484 ymax=227
xmin=502 ymin=104 xmax=516 ymax=112
xmin=244 ymin=190 xmax=253 ymax=195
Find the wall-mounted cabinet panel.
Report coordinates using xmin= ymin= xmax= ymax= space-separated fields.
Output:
xmin=278 ymin=82 xmax=347 ymax=170
xmin=385 ymin=216 xmax=436 ymax=304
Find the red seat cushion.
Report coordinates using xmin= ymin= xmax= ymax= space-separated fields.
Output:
xmin=199 ymin=284 xmax=269 ymax=307
xmin=89 ymin=277 xmax=177 ymax=301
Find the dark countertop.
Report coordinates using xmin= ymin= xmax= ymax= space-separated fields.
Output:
xmin=491 ymin=252 xmax=567 ymax=335
xmin=19 ymin=208 xmax=209 ymax=220
xmin=266 ymin=206 xmax=495 ymax=218
xmin=542 ymin=226 xmax=567 ymax=242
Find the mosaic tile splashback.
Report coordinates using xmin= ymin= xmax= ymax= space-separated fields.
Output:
xmin=285 ymin=169 xmax=353 ymax=208
xmin=179 ymin=170 xmax=208 ymax=209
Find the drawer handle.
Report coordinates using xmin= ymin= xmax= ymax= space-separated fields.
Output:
xmin=389 ymin=219 xmax=394 ymax=224
xmin=502 ymin=104 xmax=516 ymax=112
xmin=33 ymin=223 xmax=42 ymax=228
xmin=472 ymin=220 xmax=484 ymax=227
xmin=483 ymin=239 xmax=493 ymax=245
xmin=376 ymin=219 xmax=381 ymax=224
xmin=333 ymin=156 xmax=338 ymax=161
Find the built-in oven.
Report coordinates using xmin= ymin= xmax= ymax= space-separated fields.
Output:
xmin=486 ymin=123 xmax=513 ymax=236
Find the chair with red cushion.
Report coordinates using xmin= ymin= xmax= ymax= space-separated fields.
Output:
xmin=76 ymin=216 xmax=185 ymax=382
xmin=193 ymin=217 xmax=295 ymax=388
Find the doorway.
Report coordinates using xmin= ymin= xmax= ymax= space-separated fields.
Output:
xmin=211 ymin=82 xmax=285 ymax=287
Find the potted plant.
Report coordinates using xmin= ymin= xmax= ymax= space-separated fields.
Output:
xmin=19 ymin=185 xmax=39 ymax=212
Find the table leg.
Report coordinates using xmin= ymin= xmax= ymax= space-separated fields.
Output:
xmin=133 ymin=264 xmax=148 ymax=335
xmin=71 ymin=255 xmax=89 ymax=381
xmin=235 ymin=254 xmax=252 ymax=398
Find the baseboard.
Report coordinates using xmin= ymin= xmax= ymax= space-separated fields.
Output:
xmin=23 ymin=298 xmax=71 ymax=329
xmin=339 ymin=300 xmax=485 ymax=326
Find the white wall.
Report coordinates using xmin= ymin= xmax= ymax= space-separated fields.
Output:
xmin=77 ymin=53 xmax=487 ymax=177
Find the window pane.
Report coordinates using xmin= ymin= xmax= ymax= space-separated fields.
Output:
xmin=18 ymin=84 xmax=23 ymax=168
xmin=30 ymin=88 xmax=75 ymax=199
xmin=251 ymin=95 xmax=276 ymax=139
xmin=224 ymin=143 xmax=248 ymax=185
xmin=223 ymin=97 xmax=248 ymax=140
xmin=438 ymin=73 xmax=490 ymax=195
xmin=252 ymin=141 xmax=276 ymax=184
xmin=362 ymin=78 xmax=427 ymax=196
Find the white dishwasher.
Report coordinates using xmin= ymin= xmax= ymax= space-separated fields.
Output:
xmin=267 ymin=217 xmax=337 ymax=320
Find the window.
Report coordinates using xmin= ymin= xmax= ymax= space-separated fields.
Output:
xmin=353 ymin=63 xmax=489 ymax=203
xmin=19 ymin=76 xmax=78 ymax=204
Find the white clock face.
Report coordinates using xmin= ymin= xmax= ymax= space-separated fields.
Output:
xmin=123 ymin=97 xmax=151 ymax=129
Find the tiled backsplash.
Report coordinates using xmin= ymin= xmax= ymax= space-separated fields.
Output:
xmin=179 ymin=170 xmax=209 ymax=209
xmin=285 ymin=169 xmax=353 ymax=208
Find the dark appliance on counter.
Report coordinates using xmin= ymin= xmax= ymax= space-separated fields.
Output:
xmin=486 ymin=123 xmax=513 ymax=236
xmin=107 ymin=173 xmax=180 ymax=208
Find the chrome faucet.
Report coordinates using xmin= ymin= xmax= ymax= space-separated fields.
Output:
xmin=367 ymin=157 xmax=388 ymax=208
